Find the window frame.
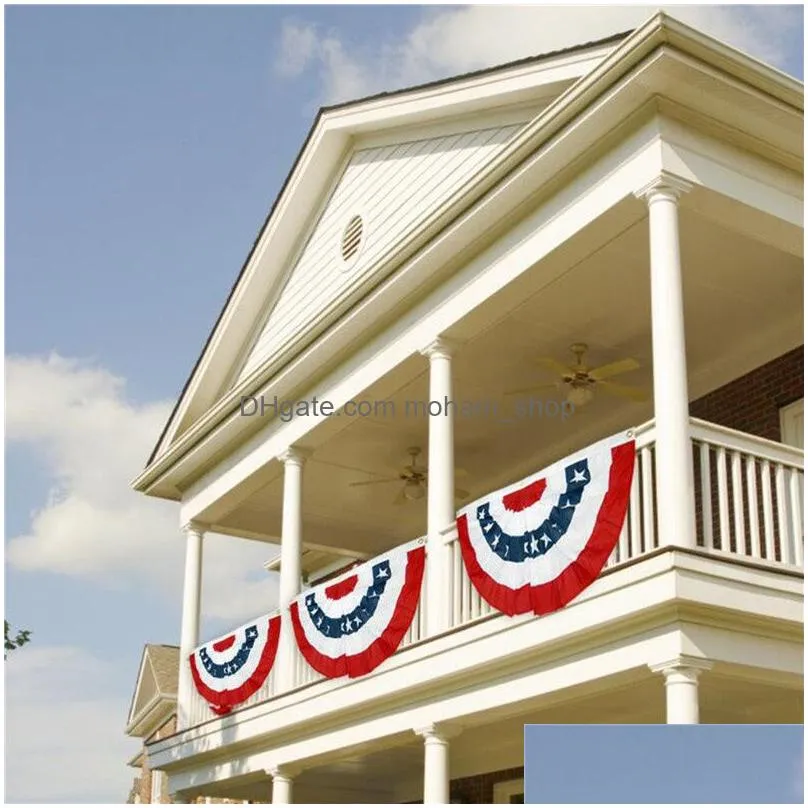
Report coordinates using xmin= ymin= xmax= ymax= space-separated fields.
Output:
xmin=780 ymin=398 xmax=804 ymax=449
xmin=493 ymin=778 xmax=525 ymax=803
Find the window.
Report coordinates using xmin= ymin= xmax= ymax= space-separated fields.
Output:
xmin=780 ymin=399 xmax=804 ymax=449
xmin=493 ymin=778 xmax=524 ymax=803
xmin=150 ymin=770 xmax=164 ymax=804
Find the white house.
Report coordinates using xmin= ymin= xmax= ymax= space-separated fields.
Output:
xmin=133 ymin=13 xmax=803 ymax=804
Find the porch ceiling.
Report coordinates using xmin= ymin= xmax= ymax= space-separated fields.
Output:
xmin=219 ymin=197 xmax=802 ymax=556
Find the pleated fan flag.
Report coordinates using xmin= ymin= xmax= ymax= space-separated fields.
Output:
xmin=456 ymin=430 xmax=635 ymax=617
xmin=189 ymin=613 xmax=281 ymax=715
xmin=290 ymin=540 xmax=425 ymax=679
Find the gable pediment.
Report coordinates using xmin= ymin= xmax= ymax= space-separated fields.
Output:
xmin=230 ymin=121 xmax=524 ymax=387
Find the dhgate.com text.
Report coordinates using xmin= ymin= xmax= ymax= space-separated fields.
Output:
xmin=240 ymin=395 xmax=575 ymax=424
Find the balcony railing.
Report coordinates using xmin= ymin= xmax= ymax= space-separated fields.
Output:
xmin=185 ymin=417 xmax=803 ymax=727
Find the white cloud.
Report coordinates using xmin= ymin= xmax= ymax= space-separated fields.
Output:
xmin=5 ymin=353 xmax=278 ymax=624
xmin=275 ymin=6 xmax=799 ymax=105
xmin=4 ymin=645 xmax=139 ymax=803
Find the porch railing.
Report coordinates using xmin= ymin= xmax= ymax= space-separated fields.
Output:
xmin=186 ymin=417 xmax=803 ymax=725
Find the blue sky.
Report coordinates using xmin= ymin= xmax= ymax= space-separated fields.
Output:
xmin=4 ymin=5 xmax=804 ymax=803
xmin=525 ymin=725 xmax=804 ymax=803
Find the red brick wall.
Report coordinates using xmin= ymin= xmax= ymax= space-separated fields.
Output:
xmin=689 ymin=347 xmax=803 ymax=441
xmin=404 ymin=767 xmax=524 ymax=803
xmin=689 ymin=347 xmax=803 ymax=558
xmin=450 ymin=767 xmax=524 ymax=803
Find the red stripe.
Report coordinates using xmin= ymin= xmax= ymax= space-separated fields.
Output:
xmin=291 ymin=546 xmax=425 ymax=679
xmin=211 ymin=635 xmax=236 ymax=653
xmin=189 ymin=616 xmax=281 ymax=715
xmin=457 ymin=440 xmax=635 ymax=616
xmin=502 ymin=478 xmax=547 ymax=512
xmin=324 ymin=574 xmax=358 ymax=600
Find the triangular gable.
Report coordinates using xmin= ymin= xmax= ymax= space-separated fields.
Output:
xmin=126 ymin=644 xmax=178 ymax=735
xmin=231 ymin=122 xmax=523 ymax=386
xmin=127 ymin=646 xmax=157 ymax=729
xmin=137 ymin=31 xmax=631 ymax=475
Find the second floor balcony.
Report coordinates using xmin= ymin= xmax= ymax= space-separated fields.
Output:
xmin=180 ymin=414 xmax=803 ymax=731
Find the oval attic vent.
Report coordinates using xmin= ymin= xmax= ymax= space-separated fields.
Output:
xmin=341 ymin=215 xmax=364 ymax=262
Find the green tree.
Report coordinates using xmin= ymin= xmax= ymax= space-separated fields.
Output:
xmin=4 ymin=620 xmax=31 ymax=658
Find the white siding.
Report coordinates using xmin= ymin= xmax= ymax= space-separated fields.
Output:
xmin=236 ymin=123 xmax=522 ymax=383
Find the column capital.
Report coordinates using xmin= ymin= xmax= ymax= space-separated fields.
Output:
xmin=181 ymin=520 xmax=206 ymax=537
xmin=414 ymin=721 xmax=462 ymax=741
xmin=420 ymin=336 xmax=462 ymax=361
xmin=649 ymin=655 xmax=713 ymax=680
xmin=277 ymin=445 xmax=313 ymax=466
xmin=266 ymin=764 xmax=301 ymax=780
xmin=634 ymin=171 xmax=693 ymax=204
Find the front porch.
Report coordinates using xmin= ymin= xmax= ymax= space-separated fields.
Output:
xmin=179 ymin=415 xmax=804 ymax=733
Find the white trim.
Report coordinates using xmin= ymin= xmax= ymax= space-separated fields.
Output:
xmin=780 ymin=398 xmax=804 ymax=449
xmin=493 ymin=778 xmax=525 ymax=803
xmin=150 ymin=769 xmax=164 ymax=804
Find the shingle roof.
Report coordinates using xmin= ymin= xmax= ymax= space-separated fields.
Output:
xmin=146 ymin=644 xmax=179 ymax=694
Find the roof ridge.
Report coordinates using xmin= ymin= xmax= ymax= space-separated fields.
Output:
xmin=322 ymin=30 xmax=632 ymax=113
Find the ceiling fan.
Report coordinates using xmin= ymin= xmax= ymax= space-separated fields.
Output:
xmin=348 ymin=447 xmax=469 ymax=505
xmin=506 ymin=342 xmax=647 ymax=406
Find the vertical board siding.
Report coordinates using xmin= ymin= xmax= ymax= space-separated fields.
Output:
xmin=236 ymin=123 xmax=523 ymax=383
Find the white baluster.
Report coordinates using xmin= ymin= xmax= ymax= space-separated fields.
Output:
xmin=452 ymin=540 xmax=462 ymax=628
xmin=699 ymin=442 xmax=713 ymax=549
xmin=731 ymin=451 xmax=746 ymax=555
xmin=716 ymin=447 xmax=731 ymax=553
xmin=641 ymin=446 xmax=655 ymax=550
xmin=461 ymin=556 xmax=470 ymax=624
xmin=775 ymin=464 xmax=789 ymax=564
xmin=790 ymin=469 xmax=803 ymax=567
xmin=761 ymin=461 xmax=776 ymax=560
xmin=630 ymin=458 xmax=642 ymax=558
xmin=746 ymin=457 xmax=761 ymax=560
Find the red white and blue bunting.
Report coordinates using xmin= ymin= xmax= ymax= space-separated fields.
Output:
xmin=291 ymin=541 xmax=425 ymax=679
xmin=457 ymin=430 xmax=635 ymax=617
xmin=189 ymin=613 xmax=280 ymax=715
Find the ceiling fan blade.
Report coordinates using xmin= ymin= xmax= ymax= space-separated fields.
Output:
xmin=349 ymin=477 xmax=399 ymax=487
xmin=588 ymin=358 xmax=640 ymax=381
xmin=454 ymin=487 xmax=470 ymax=501
xmin=598 ymin=380 xmax=648 ymax=402
xmin=534 ymin=357 xmax=576 ymax=376
xmin=504 ymin=383 xmax=560 ymax=397
xmin=454 ymin=467 xmax=469 ymax=478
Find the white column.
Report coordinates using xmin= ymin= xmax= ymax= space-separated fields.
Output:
xmin=636 ymin=173 xmax=697 ymax=550
xmin=177 ymin=521 xmax=204 ymax=730
xmin=421 ymin=338 xmax=458 ymax=636
xmin=650 ymin=657 xmax=712 ymax=724
xmin=415 ymin=723 xmax=457 ymax=804
xmin=275 ymin=447 xmax=310 ymax=693
xmin=269 ymin=766 xmax=295 ymax=804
